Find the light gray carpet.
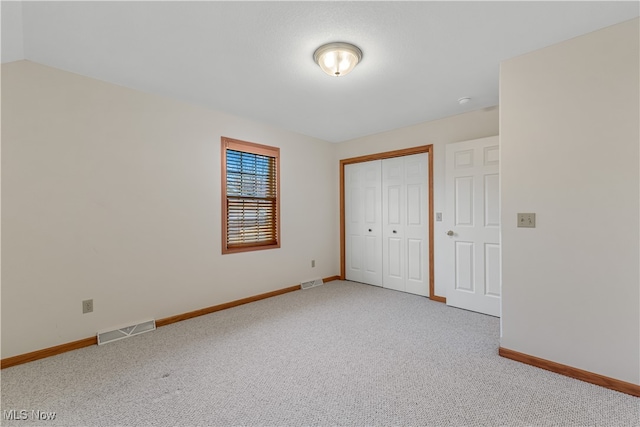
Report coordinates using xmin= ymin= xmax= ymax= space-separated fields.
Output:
xmin=1 ymin=281 xmax=638 ymax=426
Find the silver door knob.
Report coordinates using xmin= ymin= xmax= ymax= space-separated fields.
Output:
xmin=446 ymin=230 xmax=454 ymax=236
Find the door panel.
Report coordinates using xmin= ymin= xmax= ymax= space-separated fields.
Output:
xmin=382 ymin=153 xmax=429 ymax=296
xmin=484 ymin=145 xmax=499 ymax=165
xmin=364 ymin=187 xmax=376 ymax=223
xmin=362 ymin=161 xmax=383 ymax=285
xmin=388 ymin=238 xmax=403 ymax=278
xmin=407 ymin=239 xmax=422 ymax=280
xmin=484 ymin=243 xmax=501 ymax=297
xmin=364 ymin=236 xmax=378 ymax=275
xmin=455 ymin=176 xmax=474 ymax=226
xmin=345 ymin=165 xmax=363 ymax=282
xmin=446 ymin=136 xmax=500 ymax=316
xmin=383 ymin=157 xmax=405 ymax=292
xmin=455 ymin=149 xmax=474 ymax=168
xmin=345 ymin=161 xmax=382 ymax=286
xmin=403 ymin=153 xmax=429 ymax=296
xmin=387 ymin=186 xmax=401 ymax=225
xmin=484 ymin=174 xmax=500 ymax=227
xmin=407 ymin=184 xmax=422 ymax=225
xmin=349 ymin=235 xmax=362 ymax=273
xmin=455 ymin=241 xmax=474 ymax=292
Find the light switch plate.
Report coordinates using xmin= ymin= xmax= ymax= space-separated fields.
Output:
xmin=517 ymin=213 xmax=536 ymax=228
xmin=436 ymin=212 xmax=442 ymax=222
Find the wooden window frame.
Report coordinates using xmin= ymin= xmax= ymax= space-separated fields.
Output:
xmin=221 ymin=137 xmax=281 ymax=254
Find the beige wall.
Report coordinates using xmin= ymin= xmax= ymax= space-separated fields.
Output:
xmin=1 ymin=61 xmax=339 ymax=358
xmin=335 ymin=108 xmax=499 ymax=297
xmin=500 ymin=18 xmax=640 ymax=384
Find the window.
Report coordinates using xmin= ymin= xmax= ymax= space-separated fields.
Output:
xmin=221 ymin=137 xmax=280 ymax=254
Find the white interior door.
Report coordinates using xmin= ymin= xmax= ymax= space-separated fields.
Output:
xmin=345 ymin=161 xmax=382 ymax=286
xmin=382 ymin=153 xmax=429 ymax=296
xmin=445 ymin=136 xmax=500 ymax=316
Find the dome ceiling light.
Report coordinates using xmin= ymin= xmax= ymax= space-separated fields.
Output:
xmin=313 ymin=42 xmax=363 ymax=77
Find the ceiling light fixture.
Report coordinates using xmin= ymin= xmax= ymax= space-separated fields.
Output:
xmin=458 ymin=97 xmax=471 ymax=105
xmin=313 ymin=42 xmax=363 ymax=77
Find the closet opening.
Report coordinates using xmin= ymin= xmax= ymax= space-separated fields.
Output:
xmin=339 ymin=145 xmax=441 ymax=301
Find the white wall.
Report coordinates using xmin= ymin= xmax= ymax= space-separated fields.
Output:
xmin=1 ymin=60 xmax=338 ymax=359
xmin=335 ymin=108 xmax=499 ymax=297
xmin=1 ymin=1 xmax=24 ymax=63
xmin=500 ymin=18 xmax=639 ymax=384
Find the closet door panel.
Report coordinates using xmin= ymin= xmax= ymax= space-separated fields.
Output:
xmin=345 ymin=160 xmax=382 ymax=286
xmin=362 ymin=160 xmax=383 ymax=286
xmin=345 ymin=164 xmax=363 ymax=283
xmin=404 ymin=153 xmax=429 ymax=296
xmin=382 ymin=157 xmax=406 ymax=292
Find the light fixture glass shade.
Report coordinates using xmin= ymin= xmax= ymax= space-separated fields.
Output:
xmin=313 ymin=42 xmax=363 ymax=77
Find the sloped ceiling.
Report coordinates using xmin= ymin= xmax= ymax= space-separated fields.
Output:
xmin=3 ymin=1 xmax=639 ymax=142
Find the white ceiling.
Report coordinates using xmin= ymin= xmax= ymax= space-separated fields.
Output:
xmin=2 ymin=1 xmax=639 ymax=143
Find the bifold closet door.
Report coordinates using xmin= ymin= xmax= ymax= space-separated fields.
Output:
xmin=345 ymin=153 xmax=429 ymax=295
xmin=345 ymin=160 xmax=383 ymax=286
xmin=382 ymin=153 xmax=429 ymax=296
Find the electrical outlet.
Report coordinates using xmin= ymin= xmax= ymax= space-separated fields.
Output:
xmin=82 ymin=299 xmax=93 ymax=314
xmin=517 ymin=213 xmax=536 ymax=228
xmin=311 ymin=260 xmax=316 ymax=268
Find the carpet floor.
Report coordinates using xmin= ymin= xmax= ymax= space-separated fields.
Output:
xmin=1 ymin=281 xmax=638 ymax=426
